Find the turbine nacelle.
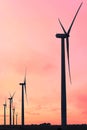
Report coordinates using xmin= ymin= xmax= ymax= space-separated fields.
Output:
xmin=13 ymin=107 xmax=15 ymax=111
xmin=19 ymin=83 xmax=24 ymax=86
xmin=8 ymin=98 xmax=12 ymax=100
xmin=8 ymin=97 xmax=13 ymax=104
xmin=3 ymin=100 xmax=7 ymax=106
xmin=3 ymin=104 xmax=7 ymax=107
xmin=56 ymin=33 xmax=69 ymax=39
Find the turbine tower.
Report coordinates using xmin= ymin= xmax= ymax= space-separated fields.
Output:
xmin=55 ymin=2 xmax=83 ymax=128
xmin=8 ymin=92 xmax=15 ymax=125
xmin=16 ymin=113 xmax=18 ymax=125
xmin=3 ymin=100 xmax=7 ymax=125
xmin=13 ymin=107 xmax=15 ymax=125
xmin=19 ymin=70 xmax=27 ymax=126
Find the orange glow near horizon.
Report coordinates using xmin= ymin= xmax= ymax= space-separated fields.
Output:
xmin=0 ymin=0 xmax=87 ymax=125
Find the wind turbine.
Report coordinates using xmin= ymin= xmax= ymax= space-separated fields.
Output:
xmin=55 ymin=2 xmax=83 ymax=128
xmin=3 ymin=100 xmax=7 ymax=125
xmin=19 ymin=70 xmax=27 ymax=126
xmin=12 ymin=107 xmax=15 ymax=125
xmin=8 ymin=92 xmax=15 ymax=125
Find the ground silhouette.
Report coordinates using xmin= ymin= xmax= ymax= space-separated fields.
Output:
xmin=0 ymin=124 xmax=87 ymax=130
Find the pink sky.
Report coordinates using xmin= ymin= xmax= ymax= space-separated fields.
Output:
xmin=0 ymin=0 xmax=87 ymax=125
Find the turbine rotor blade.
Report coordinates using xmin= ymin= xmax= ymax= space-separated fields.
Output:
xmin=12 ymin=91 xmax=16 ymax=98
xmin=24 ymin=68 xmax=28 ymax=103
xmin=66 ymin=38 xmax=72 ymax=84
xmin=25 ymin=92 xmax=28 ymax=104
xmin=11 ymin=92 xmax=15 ymax=107
xmin=68 ymin=2 xmax=83 ymax=34
xmin=9 ymin=93 xmax=11 ymax=98
xmin=24 ymin=69 xmax=26 ymax=94
xmin=58 ymin=18 xmax=67 ymax=34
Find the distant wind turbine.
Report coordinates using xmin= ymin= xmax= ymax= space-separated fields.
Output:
xmin=19 ymin=70 xmax=27 ymax=126
xmin=55 ymin=2 xmax=83 ymax=128
xmin=3 ymin=100 xmax=7 ymax=125
xmin=8 ymin=92 xmax=15 ymax=125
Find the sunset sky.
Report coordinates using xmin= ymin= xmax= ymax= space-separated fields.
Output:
xmin=0 ymin=0 xmax=87 ymax=125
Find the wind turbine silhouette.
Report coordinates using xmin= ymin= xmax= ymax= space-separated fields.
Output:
xmin=12 ymin=107 xmax=15 ymax=125
xmin=19 ymin=70 xmax=27 ymax=126
xmin=8 ymin=92 xmax=15 ymax=125
xmin=56 ymin=2 xmax=83 ymax=128
xmin=3 ymin=100 xmax=7 ymax=125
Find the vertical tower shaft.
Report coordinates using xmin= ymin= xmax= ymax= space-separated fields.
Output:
xmin=4 ymin=106 xmax=6 ymax=125
xmin=61 ymin=38 xmax=67 ymax=127
xmin=22 ymin=84 xmax=24 ymax=126
xmin=10 ymin=100 xmax=12 ymax=125
xmin=16 ymin=114 xmax=18 ymax=125
xmin=13 ymin=109 xmax=15 ymax=125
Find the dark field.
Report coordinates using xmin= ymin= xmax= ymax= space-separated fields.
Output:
xmin=0 ymin=124 xmax=87 ymax=130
